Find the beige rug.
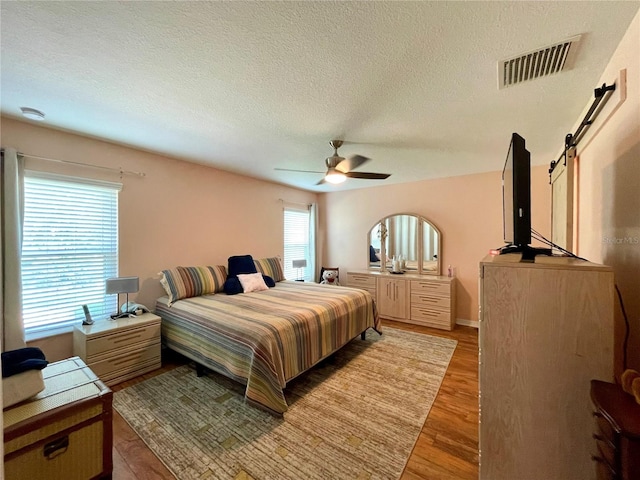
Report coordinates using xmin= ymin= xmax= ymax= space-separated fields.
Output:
xmin=113 ymin=327 xmax=457 ymax=480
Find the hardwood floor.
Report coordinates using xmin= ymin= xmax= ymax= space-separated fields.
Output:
xmin=391 ymin=320 xmax=479 ymax=480
xmin=110 ymin=320 xmax=479 ymax=479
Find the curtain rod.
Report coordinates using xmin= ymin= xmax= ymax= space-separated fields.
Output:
xmin=2 ymin=149 xmax=146 ymax=177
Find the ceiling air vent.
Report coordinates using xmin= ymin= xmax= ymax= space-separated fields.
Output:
xmin=498 ymin=35 xmax=582 ymax=89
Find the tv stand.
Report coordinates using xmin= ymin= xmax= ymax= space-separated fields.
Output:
xmin=500 ymin=244 xmax=553 ymax=262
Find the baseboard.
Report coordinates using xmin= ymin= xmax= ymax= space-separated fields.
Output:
xmin=456 ymin=318 xmax=479 ymax=329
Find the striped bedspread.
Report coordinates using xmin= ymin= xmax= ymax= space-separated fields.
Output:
xmin=156 ymin=280 xmax=380 ymax=414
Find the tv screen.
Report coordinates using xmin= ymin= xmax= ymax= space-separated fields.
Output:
xmin=502 ymin=133 xmax=531 ymax=247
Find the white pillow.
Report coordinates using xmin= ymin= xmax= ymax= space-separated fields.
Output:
xmin=237 ymin=273 xmax=269 ymax=293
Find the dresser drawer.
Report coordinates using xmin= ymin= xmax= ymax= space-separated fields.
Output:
xmin=593 ymin=436 xmax=617 ymax=472
xmin=347 ymin=273 xmax=376 ymax=289
xmin=594 ymin=412 xmax=616 ymax=445
xmin=410 ymin=280 xmax=450 ymax=296
xmin=594 ymin=457 xmax=616 ymax=480
xmin=85 ymin=322 xmax=161 ymax=358
xmin=411 ymin=292 xmax=450 ymax=310
xmin=590 ymin=380 xmax=640 ymax=480
xmin=99 ymin=356 xmax=161 ymax=386
xmin=89 ymin=342 xmax=160 ymax=379
xmin=410 ymin=306 xmax=451 ymax=328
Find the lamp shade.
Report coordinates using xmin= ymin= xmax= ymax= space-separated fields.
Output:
xmin=292 ymin=259 xmax=307 ymax=269
xmin=105 ymin=276 xmax=139 ymax=294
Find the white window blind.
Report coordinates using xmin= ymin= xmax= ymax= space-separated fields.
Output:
xmin=284 ymin=208 xmax=310 ymax=281
xmin=21 ymin=172 xmax=120 ymax=335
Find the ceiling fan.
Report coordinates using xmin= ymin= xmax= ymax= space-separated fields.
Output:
xmin=276 ymin=140 xmax=391 ymax=185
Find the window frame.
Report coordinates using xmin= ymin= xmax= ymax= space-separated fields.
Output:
xmin=21 ymin=170 xmax=121 ymax=339
xmin=283 ymin=206 xmax=313 ymax=282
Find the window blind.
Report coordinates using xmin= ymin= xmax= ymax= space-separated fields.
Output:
xmin=21 ymin=172 xmax=120 ymax=335
xmin=283 ymin=208 xmax=310 ymax=281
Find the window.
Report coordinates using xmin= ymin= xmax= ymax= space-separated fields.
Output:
xmin=21 ymin=172 xmax=120 ymax=336
xmin=283 ymin=207 xmax=313 ymax=281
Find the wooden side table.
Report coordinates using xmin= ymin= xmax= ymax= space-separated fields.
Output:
xmin=73 ymin=312 xmax=161 ymax=386
xmin=590 ymin=379 xmax=640 ymax=480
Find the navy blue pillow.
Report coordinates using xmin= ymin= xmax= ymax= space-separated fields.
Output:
xmin=223 ymin=276 xmax=244 ymax=295
xmin=227 ymin=255 xmax=257 ymax=276
xmin=2 ymin=347 xmax=48 ymax=378
xmin=224 ymin=255 xmax=275 ymax=294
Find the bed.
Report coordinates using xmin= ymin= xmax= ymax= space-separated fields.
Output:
xmin=156 ymin=280 xmax=380 ymax=414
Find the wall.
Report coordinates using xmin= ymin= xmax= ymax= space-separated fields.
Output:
xmin=320 ymin=164 xmax=551 ymax=323
xmin=1 ymin=117 xmax=317 ymax=361
xmin=571 ymin=10 xmax=640 ymax=374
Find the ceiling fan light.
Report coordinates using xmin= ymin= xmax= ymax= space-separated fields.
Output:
xmin=325 ymin=169 xmax=346 ymax=184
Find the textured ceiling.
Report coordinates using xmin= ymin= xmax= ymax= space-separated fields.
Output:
xmin=1 ymin=1 xmax=638 ymax=191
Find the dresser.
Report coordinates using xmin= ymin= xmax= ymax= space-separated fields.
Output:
xmin=73 ymin=312 xmax=161 ymax=386
xmin=590 ymin=380 xmax=640 ymax=480
xmin=346 ymin=270 xmax=456 ymax=330
xmin=479 ymin=254 xmax=614 ymax=480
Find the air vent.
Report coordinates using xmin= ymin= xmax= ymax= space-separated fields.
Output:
xmin=498 ymin=35 xmax=582 ymax=89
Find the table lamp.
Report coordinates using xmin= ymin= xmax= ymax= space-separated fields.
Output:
xmin=292 ymin=259 xmax=307 ymax=281
xmin=105 ymin=276 xmax=139 ymax=319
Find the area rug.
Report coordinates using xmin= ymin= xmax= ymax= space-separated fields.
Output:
xmin=113 ymin=327 xmax=457 ymax=480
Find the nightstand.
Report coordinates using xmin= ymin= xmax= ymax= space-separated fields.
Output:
xmin=73 ymin=312 xmax=161 ymax=386
xmin=590 ymin=379 xmax=640 ymax=479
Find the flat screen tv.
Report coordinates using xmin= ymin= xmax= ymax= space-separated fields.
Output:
xmin=502 ymin=132 xmax=531 ymax=248
xmin=501 ymin=132 xmax=551 ymax=261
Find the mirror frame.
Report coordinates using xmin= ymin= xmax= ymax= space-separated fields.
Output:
xmin=367 ymin=213 xmax=442 ymax=276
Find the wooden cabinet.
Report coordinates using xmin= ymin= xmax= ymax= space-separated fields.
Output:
xmin=590 ymin=380 xmax=640 ymax=480
xmin=377 ymin=276 xmax=408 ymax=320
xmin=479 ymin=254 xmax=614 ymax=480
xmin=346 ymin=270 xmax=455 ymax=330
xmin=73 ymin=312 xmax=161 ymax=386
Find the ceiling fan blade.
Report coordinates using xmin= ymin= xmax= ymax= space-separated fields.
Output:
xmin=275 ymin=167 xmax=324 ymax=174
xmin=345 ymin=172 xmax=391 ymax=180
xmin=336 ymin=154 xmax=370 ymax=173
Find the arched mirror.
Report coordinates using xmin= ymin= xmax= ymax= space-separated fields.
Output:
xmin=368 ymin=213 xmax=441 ymax=275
